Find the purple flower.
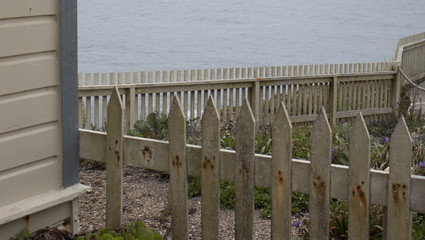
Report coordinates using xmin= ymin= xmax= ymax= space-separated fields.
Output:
xmin=332 ymin=148 xmax=336 ymax=153
xmin=384 ymin=137 xmax=390 ymax=144
xmin=419 ymin=162 xmax=425 ymax=168
xmin=294 ymin=221 xmax=300 ymax=228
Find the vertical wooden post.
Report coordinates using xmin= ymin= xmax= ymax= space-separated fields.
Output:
xmin=168 ymin=96 xmax=188 ymax=240
xmin=102 ymin=73 xmax=108 ymax=130
xmin=386 ymin=116 xmax=412 ymax=240
xmin=348 ymin=113 xmax=371 ymax=239
xmin=106 ymin=86 xmax=124 ymax=229
xmin=94 ymin=73 xmax=100 ymax=130
xmin=126 ymin=87 xmax=137 ymax=130
xmin=329 ymin=75 xmax=338 ymax=126
xmin=201 ymin=97 xmax=220 ymax=240
xmin=271 ymin=103 xmax=292 ymax=240
xmin=78 ymin=73 xmax=83 ymax=128
xmin=249 ymin=80 xmax=260 ymax=124
xmin=392 ymin=68 xmax=401 ymax=116
xmin=309 ymin=107 xmax=332 ymax=240
xmin=235 ymin=99 xmax=255 ymax=240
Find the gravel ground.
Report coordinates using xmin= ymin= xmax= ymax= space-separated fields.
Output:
xmin=78 ymin=160 xmax=307 ymax=239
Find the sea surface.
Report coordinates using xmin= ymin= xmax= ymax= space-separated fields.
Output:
xmin=78 ymin=0 xmax=425 ymax=74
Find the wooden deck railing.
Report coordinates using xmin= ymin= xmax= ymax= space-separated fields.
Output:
xmin=78 ymin=61 xmax=397 ymax=131
xmin=80 ymin=87 xmax=425 ymax=239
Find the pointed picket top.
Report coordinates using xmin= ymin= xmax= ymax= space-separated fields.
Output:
xmin=235 ymin=98 xmax=255 ymax=240
xmin=168 ymin=94 xmax=188 ymax=240
xmin=169 ymin=94 xmax=186 ymax=123
xmin=309 ymin=106 xmax=332 ymax=240
xmin=201 ymin=96 xmax=221 ymax=240
xmin=348 ymin=112 xmax=371 ymax=239
xmin=107 ymin=86 xmax=123 ymax=117
xmin=389 ymin=116 xmax=413 ymax=176
xmin=271 ymin=102 xmax=292 ymax=240
xmin=386 ymin=116 xmax=412 ymax=240
xmin=106 ymin=86 xmax=124 ymax=229
xmin=202 ymin=96 xmax=220 ymax=130
xmin=237 ymin=98 xmax=255 ymax=127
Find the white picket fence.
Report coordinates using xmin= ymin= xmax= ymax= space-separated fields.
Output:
xmin=80 ymin=87 xmax=425 ymax=240
xmin=78 ymin=61 xmax=397 ymax=131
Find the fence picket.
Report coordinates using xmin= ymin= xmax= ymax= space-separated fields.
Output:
xmin=78 ymin=73 xmax=83 ymax=128
xmin=168 ymin=96 xmax=189 ymax=240
xmin=386 ymin=117 xmax=412 ymax=240
xmin=235 ymin=99 xmax=255 ymax=240
xmin=102 ymin=73 xmax=108 ymax=129
xmin=201 ymin=97 xmax=221 ymax=240
xmin=309 ymin=107 xmax=332 ymax=240
xmin=163 ymin=70 xmax=168 ymax=115
xmin=94 ymin=73 xmax=100 ymax=129
xmin=85 ymin=73 xmax=92 ymax=129
xmin=271 ymin=103 xmax=292 ymax=240
xmin=148 ymin=71 xmax=153 ymax=114
xmin=348 ymin=113 xmax=371 ymax=239
xmin=156 ymin=71 xmax=161 ymax=113
xmin=106 ymin=86 xmax=123 ymax=229
xmin=140 ymin=71 xmax=146 ymax=120
xmin=190 ymin=70 xmax=195 ymax=120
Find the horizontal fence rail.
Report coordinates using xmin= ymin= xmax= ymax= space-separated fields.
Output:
xmin=78 ymin=61 xmax=397 ymax=131
xmin=79 ymin=87 xmax=425 ymax=239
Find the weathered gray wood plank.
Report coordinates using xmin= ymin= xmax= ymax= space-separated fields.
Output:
xmin=201 ymin=97 xmax=221 ymax=240
xmin=309 ymin=107 xmax=332 ymax=240
xmin=106 ymin=86 xmax=124 ymax=229
xmin=348 ymin=113 xmax=371 ymax=239
xmin=168 ymin=96 xmax=188 ymax=240
xmin=271 ymin=103 xmax=292 ymax=240
xmin=80 ymin=129 xmax=425 ymax=213
xmin=386 ymin=117 xmax=412 ymax=240
xmin=235 ymin=99 xmax=256 ymax=240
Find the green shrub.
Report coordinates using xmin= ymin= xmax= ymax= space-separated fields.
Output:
xmin=128 ymin=112 xmax=169 ymax=140
xmin=77 ymin=220 xmax=163 ymax=240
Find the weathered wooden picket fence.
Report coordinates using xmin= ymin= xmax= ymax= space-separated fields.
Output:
xmin=78 ymin=61 xmax=398 ymax=131
xmin=80 ymin=87 xmax=425 ymax=239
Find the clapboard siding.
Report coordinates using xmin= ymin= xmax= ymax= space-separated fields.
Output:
xmin=0 ymin=53 xmax=58 ymax=95
xmin=0 ymin=0 xmax=57 ymax=19
xmin=0 ymin=0 xmax=61 ymax=211
xmin=0 ymin=123 xmax=59 ymax=172
xmin=0 ymin=87 xmax=58 ymax=134
xmin=0 ymin=16 xmax=57 ymax=58
xmin=0 ymin=157 xmax=60 ymax=206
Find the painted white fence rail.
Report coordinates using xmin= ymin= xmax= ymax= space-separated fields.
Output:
xmin=80 ymin=87 xmax=425 ymax=239
xmin=78 ymin=61 xmax=397 ymax=131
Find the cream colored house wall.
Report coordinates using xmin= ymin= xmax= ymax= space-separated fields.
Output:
xmin=0 ymin=1 xmax=88 ymax=238
xmin=0 ymin=0 xmax=62 ymax=207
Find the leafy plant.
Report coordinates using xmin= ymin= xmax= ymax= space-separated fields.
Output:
xmin=188 ymin=176 xmax=201 ymax=197
xmin=329 ymin=200 xmax=349 ymax=239
xmin=291 ymin=193 xmax=309 ymax=214
xmin=219 ymin=130 xmax=236 ymax=150
xmin=128 ymin=112 xmax=169 ymax=140
xmin=13 ymin=228 xmax=31 ymax=240
xmin=412 ymin=213 xmax=425 ymax=239
xmin=255 ymin=134 xmax=272 ymax=155
xmin=76 ymin=220 xmax=163 ymax=240
xmin=219 ymin=181 xmax=236 ymax=209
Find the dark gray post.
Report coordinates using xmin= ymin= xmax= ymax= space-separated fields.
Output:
xmin=61 ymin=0 xmax=79 ymax=188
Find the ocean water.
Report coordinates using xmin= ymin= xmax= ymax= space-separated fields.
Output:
xmin=78 ymin=0 xmax=425 ymax=73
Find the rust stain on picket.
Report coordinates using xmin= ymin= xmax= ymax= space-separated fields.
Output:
xmin=114 ymin=140 xmax=120 ymax=167
xmin=172 ymin=154 xmax=181 ymax=168
xmin=313 ymin=176 xmax=326 ymax=198
xmin=276 ymin=170 xmax=285 ymax=185
xmin=392 ymin=183 xmax=401 ymax=203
